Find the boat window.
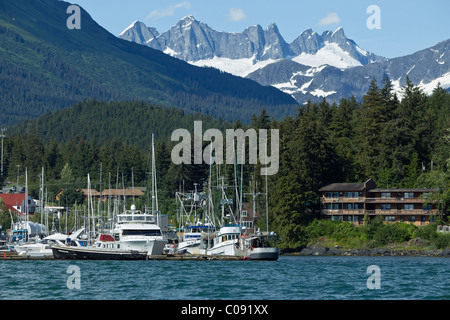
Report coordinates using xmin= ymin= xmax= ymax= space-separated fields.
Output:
xmin=122 ymin=229 xmax=162 ymax=236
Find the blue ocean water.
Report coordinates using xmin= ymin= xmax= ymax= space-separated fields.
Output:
xmin=0 ymin=256 xmax=449 ymax=300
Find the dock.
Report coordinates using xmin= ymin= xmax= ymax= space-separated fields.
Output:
xmin=0 ymin=251 xmax=248 ymax=261
xmin=0 ymin=251 xmax=54 ymax=260
xmin=147 ymin=254 xmax=247 ymax=261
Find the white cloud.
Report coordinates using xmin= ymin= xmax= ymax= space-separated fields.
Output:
xmin=147 ymin=2 xmax=191 ymax=19
xmin=318 ymin=12 xmax=341 ymax=26
xmin=227 ymin=8 xmax=247 ymax=22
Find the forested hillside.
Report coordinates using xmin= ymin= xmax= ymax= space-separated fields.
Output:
xmin=0 ymin=0 xmax=298 ymax=126
xmin=10 ymin=100 xmax=229 ymax=147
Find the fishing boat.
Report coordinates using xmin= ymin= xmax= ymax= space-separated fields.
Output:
xmin=177 ymin=224 xmax=215 ymax=254
xmin=175 ymin=186 xmax=217 ymax=254
xmin=51 ymin=233 xmax=147 ymax=260
xmin=200 ymin=224 xmax=245 ymax=256
xmin=245 ymin=232 xmax=279 ymax=261
xmin=198 ymin=155 xmax=279 ymax=260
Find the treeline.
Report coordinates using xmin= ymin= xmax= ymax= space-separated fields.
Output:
xmin=11 ymin=100 xmax=229 ymax=147
xmin=1 ymin=78 xmax=449 ymax=249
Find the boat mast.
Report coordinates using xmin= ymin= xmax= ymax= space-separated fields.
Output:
xmin=151 ymin=134 xmax=160 ymax=226
xmin=265 ymin=172 xmax=269 ymax=233
xmin=25 ymin=167 xmax=28 ymax=240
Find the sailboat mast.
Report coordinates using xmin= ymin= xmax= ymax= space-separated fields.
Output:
xmin=151 ymin=134 xmax=159 ymax=226
xmin=265 ymin=173 xmax=269 ymax=233
xmin=25 ymin=167 xmax=28 ymax=239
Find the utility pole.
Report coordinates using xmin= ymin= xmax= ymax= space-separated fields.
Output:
xmin=1 ymin=128 xmax=6 ymax=177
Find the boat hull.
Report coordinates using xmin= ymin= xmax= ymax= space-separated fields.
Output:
xmin=120 ymin=238 xmax=168 ymax=255
xmin=51 ymin=246 xmax=147 ymax=260
xmin=249 ymin=247 xmax=279 ymax=261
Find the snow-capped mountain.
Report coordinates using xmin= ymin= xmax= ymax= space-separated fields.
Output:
xmin=247 ymin=38 xmax=450 ymax=103
xmin=119 ymin=16 xmax=450 ymax=104
xmin=119 ymin=16 xmax=383 ymax=75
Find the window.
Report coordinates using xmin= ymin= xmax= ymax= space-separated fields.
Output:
xmin=344 ymin=192 xmax=358 ymax=198
xmin=381 ymin=204 xmax=391 ymax=211
xmin=325 ymin=204 xmax=339 ymax=210
xmin=242 ymin=210 xmax=248 ymax=217
xmin=423 ymin=204 xmax=433 ymax=211
xmin=385 ymin=216 xmax=396 ymax=222
xmin=325 ymin=192 xmax=339 ymax=198
xmin=381 ymin=192 xmax=391 ymax=198
xmin=242 ymin=221 xmax=253 ymax=228
xmin=404 ymin=192 xmax=414 ymax=199
xmin=344 ymin=204 xmax=360 ymax=210
xmin=122 ymin=229 xmax=162 ymax=236
xmin=404 ymin=204 xmax=414 ymax=211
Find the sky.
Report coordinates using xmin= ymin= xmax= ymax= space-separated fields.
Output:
xmin=71 ymin=0 xmax=450 ymax=59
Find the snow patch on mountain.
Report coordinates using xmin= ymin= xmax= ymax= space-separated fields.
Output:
xmin=189 ymin=56 xmax=281 ymax=77
xmin=291 ymin=42 xmax=363 ymax=69
xmin=310 ymin=88 xmax=337 ymax=98
xmin=419 ymin=72 xmax=450 ymax=95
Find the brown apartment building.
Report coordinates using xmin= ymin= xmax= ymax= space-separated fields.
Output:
xmin=319 ymin=179 xmax=439 ymax=226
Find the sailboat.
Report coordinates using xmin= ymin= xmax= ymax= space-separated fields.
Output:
xmin=51 ymin=134 xmax=167 ymax=260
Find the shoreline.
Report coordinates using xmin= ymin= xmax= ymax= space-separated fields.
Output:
xmin=282 ymin=245 xmax=450 ymax=257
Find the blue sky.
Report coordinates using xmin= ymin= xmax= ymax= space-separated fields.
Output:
xmin=72 ymin=0 xmax=450 ymax=59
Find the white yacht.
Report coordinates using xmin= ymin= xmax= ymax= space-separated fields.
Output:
xmin=111 ymin=205 xmax=167 ymax=255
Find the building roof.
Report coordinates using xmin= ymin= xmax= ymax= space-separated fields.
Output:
xmin=89 ymin=188 xmax=145 ymax=197
xmin=0 ymin=193 xmax=33 ymax=214
xmin=319 ymin=183 xmax=365 ymax=192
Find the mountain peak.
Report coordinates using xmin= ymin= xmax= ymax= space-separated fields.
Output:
xmin=182 ymin=15 xmax=195 ymax=20
xmin=330 ymin=27 xmax=346 ymax=40
xmin=178 ymin=14 xmax=198 ymax=24
xmin=119 ymin=20 xmax=140 ymax=36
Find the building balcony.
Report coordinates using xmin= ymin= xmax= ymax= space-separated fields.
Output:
xmin=321 ymin=197 xmax=365 ymax=203
xmin=321 ymin=209 xmax=365 ymax=215
xmin=365 ymin=197 xmax=429 ymax=203
xmin=321 ymin=209 xmax=438 ymax=216
xmin=365 ymin=209 xmax=438 ymax=216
